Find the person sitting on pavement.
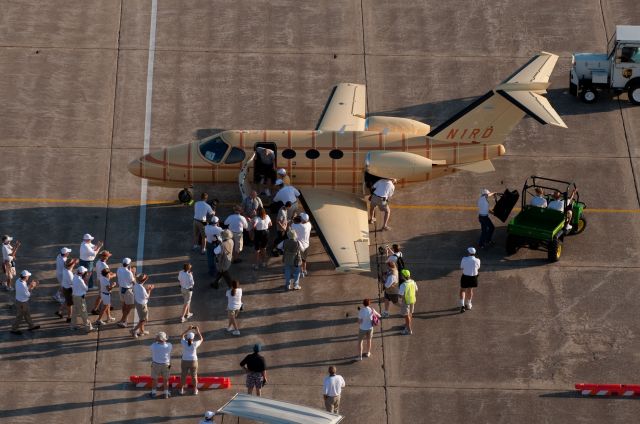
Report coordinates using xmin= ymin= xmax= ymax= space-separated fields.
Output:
xmin=530 ymin=187 xmax=547 ymax=208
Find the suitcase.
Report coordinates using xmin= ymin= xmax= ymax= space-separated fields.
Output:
xmin=492 ymin=189 xmax=519 ymax=222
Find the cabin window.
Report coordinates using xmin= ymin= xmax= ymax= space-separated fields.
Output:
xmin=305 ymin=149 xmax=320 ymax=159
xmin=282 ymin=148 xmax=296 ymax=159
xmin=329 ymin=149 xmax=344 ymax=159
xmin=225 ymin=147 xmax=246 ymax=164
xmin=199 ymin=136 xmax=229 ymax=163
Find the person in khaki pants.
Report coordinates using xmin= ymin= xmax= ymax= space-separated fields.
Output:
xmin=323 ymin=366 xmax=345 ymax=414
xmin=10 ymin=270 xmax=41 ymax=335
xmin=71 ymin=266 xmax=94 ymax=332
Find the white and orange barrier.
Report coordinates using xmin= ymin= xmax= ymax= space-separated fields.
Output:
xmin=130 ymin=375 xmax=231 ymax=389
xmin=575 ymin=383 xmax=640 ymax=396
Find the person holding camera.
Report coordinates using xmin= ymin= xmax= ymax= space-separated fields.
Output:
xmin=71 ymin=266 xmax=94 ymax=332
xmin=78 ymin=233 xmax=103 ymax=290
xmin=240 ymin=343 xmax=268 ymax=397
xmin=179 ymin=263 xmax=195 ymax=323
xmin=204 ymin=216 xmax=222 ymax=276
xmin=117 ymin=257 xmax=136 ymax=328
xmin=179 ymin=325 xmax=203 ymax=395
xmin=95 ymin=268 xmax=117 ymax=325
xmin=131 ymin=274 xmax=153 ymax=338
xmin=10 ymin=270 xmax=40 ymax=335
xmin=150 ymin=331 xmax=172 ymax=399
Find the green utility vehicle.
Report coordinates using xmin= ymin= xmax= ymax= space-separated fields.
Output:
xmin=506 ymin=177 xmax=586 ymax=262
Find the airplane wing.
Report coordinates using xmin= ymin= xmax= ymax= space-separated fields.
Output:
xmin=298 ymin=189 xmax=370 ymax=272
xmin=315 ymin=83 xmax=367 ymax=132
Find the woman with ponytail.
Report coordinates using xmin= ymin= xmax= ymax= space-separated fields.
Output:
xmin=226 ymin=280 xmax=242 ymax=336
xmin=179 ymin=325 xmax=203 ymax=395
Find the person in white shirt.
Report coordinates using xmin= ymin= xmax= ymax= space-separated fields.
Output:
xmin=242 ymin=190 xmax=264 ymax=219
xmin=2 ymin=235 xmax=20 ymax=291
xmin=477 ymin=188 xmax=496 ymax=248
xmin=150 ymin=332 xmax=173 ymax=399
xmin=10 ymin=270 xmax=40 ymax=335
xmin=357 ymin=298 xmax=380 ymax=361
xmin=530 ymin=187 xmax=547 ymax=208
xmin=205 ymin=216 xmax=223 ymax=276
xmin=547 ymin=190 xmax=565 ymax=212
xmin=71 ymin=266 xmax=94 ymax=331
xmin=291 ymin=213 xmax=312 ymax=275
xmin=323 ymin=366 xmax=346 ymax=414
xmin=193 ymin=192 xmax=215 ymax=254
xmin=548 ymin=189 xmax=578 ymax=232
xmin=226 ymin=280 xmax=243 ymax=336
xmin=381 ymin=262 xmax=399 ymax=318
xmin=117 ymin=258 xmax=136 ymax=328
xmin=272 ymin=201 xmax=292 ymax=256
xmin=179 ymin=326 xmax=204 ymax=396
xmin=252 ymin=207 xmax=272 ymax=270
xmin=224 ymin=206 xmax=249 ymax=262
xmin=368 ymin=178 xmax=396 ymax=231
xmin=95 ymin=268 xmax=117 ymax=326
xmin=179 ymin=263 xmax=195 ymax=322
xmin=273 ymin=180 xmax=300 ymax=219
xmin=91 ymin=250 xmax=112 ymax=315
xmin=59 ymin=257 xmax=78 ymax=322
xmin=131 ymin=274 xmax=154 ymax=338
xmin=459 ymin=247 xmax=481 ymax=313
xmin=54 ymin=247 xmax=71 ymax=307
xmin=79 ymin=233 xmax=103 ymax=290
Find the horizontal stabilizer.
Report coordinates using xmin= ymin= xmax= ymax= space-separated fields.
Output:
xmin=452 ymin=160 xmax=495 ymax=173
xmin=497 ymin=90 xmax=567 ymax=128
xmin=501 ymin=51 xmax=559 ymax=85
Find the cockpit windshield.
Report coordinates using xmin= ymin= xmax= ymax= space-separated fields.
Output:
xmin=199 ymin=136 xmax=228 ymax=163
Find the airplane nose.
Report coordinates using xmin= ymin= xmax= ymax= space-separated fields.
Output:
xmin=128 ymin=157 xmax=142 ymax=177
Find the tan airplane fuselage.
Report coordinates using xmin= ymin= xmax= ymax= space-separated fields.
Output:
xmin=128 ymin=129 xmax=505 ymax=193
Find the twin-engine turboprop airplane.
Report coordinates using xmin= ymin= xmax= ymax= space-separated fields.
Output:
xmin=129 ymin=52 xmax=567 ymax=273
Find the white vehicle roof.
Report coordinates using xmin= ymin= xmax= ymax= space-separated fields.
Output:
xmin=216 ymin=393 xmax=344 ymax=424
xmin=616 ymin=25 xmax=640 ymax=43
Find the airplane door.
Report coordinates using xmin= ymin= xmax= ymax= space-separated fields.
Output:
xmin=253 ymin=142 xmax=278 ymax=185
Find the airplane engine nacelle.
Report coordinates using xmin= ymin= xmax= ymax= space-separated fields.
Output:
xmin=365 ymin=151 xmax=433 ymax=180
xmin=365 ymin=116 xmax=431 ymax=135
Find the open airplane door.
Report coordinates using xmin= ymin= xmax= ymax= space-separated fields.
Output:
xmin=216 ymin=393 xmax=344 ymax=423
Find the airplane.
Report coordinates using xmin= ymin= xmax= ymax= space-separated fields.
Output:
xmin=128 ymin=52 xmax=567 ymax=273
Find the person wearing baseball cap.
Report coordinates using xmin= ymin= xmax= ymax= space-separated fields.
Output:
xmin=204 ymin=216 xmax=223 ymax=277
xmin=276 ymin=168 xmax=291 ymax=186
xmin=91 ymin=250 xmax=113 ymax=315
xmin=398 ymin=269 xmax=418 ymax=335
xmin=71 ymin=265 xmax=95 ymax=332
xmin=117 ymin=257 xmax=136 ymax=328
xmin=240 ymin=343 xmax=268 ymax=397
xmin=179 ymin=325 xmax=204 ymax=395
xmin=150 ymin=331 xmax=173 ymax=399
xmin=131 ymin=274 xmax=154 ymax=338
xmin=459 ymin=247 xmax=481 ymax=313
xmin=477 ymin=189 xmax=496 ymax=248
xmin=199 ymin=411 xmax=216 ymax=423
xmin=291 ymin=213 xmax=312 ymax=277
xmin=54 ymin=247 xmax=72 ymax=309
xmin=2 ymin=235 xmax=21 ymax=291
xmin=78 ymin=233 xmax=103 ymax=290
xmin=10 ymin=270 xmax=40 ymax=335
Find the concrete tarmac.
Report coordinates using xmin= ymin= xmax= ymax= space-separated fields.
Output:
xmin=1 ymin=1 xmax=640 ymax=423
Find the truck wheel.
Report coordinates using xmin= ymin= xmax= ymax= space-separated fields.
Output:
xmin=506 ymin=234 xmax=518 ymax=255
xmin=580 ymin=88 xmax=597 ymax=104
xmin=570 ymin=217 xmax=587 ymax=235
xmin=547 ymin=238 xmax=562 ymax=262
xmin=628 ymin=85 xmax=640 ymax=105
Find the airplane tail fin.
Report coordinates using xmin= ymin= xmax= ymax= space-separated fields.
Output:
xmin=427 ymin=52 xmax=566 ymax=144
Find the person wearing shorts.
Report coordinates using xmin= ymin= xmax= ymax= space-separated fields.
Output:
xmin=226 ymin=280 xmax=242 ymax=336
xmin=252 ymin=207 xmax=271 ymax=270
xmin=59 ymin=257 xmax=78 ymax=322
xmin=398 ymin=269 xmax=418 ymax=335
xmin=150 ymin=331 xmax=172 ymax=399
xmin=368 ymin=178 xmax=396 ymax=231
xmin=95 ymin=268 xmax=117 ymax=325
xmin=240 ymin=343 xmax=268 ymax=397
xmin=382 ymin=262 xmax=399 ymax=317
xmin=131 ymin=274 xmax=153 ymax=338
xmin=179 ymin=326 xmax=203 ymax=395
xmin=357 ymin=298 xmax=380 ymax=361
xmin=459 ymin=247 xmax=480 ymax=313
xmin=117 ymin=258 xmax=136 ymax=328
xmin=179 ymin=263 xmax=195 ymax=322
xmin=2 ymin=235 xmax=20 ymax=291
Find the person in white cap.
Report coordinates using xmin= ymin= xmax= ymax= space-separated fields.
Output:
xmin=59 ymin=257 xmax=79 ymax=322
xmin=95 ymin=268 xmax=117 ymax=326
xmin=150 ymin=331 xmax=173 ymax=398
xmin=477 ymin=189 xmax=496 ymax=248
xmin=193 ymin=192 xmax=215 ymax=254
xmin=179 ymin=263 xmax=195 ymax=322
xmin=291 ymin=213 xmax=312 ymax=276
xmin=79 ymin=233 xmax=103 ymax=290
xmin=10 ymin=270 xmax=40 ymax=335
xmin=273 ymin=180 xmax=300 ymax=219
xmin=54 ymin=247 xmax=72 ymax=308
xmin=277 ymin=167 xmax=291 ymax=186
xmin=368 ymin=178 xmax=396 ymax=231
xmin=2 ymin=235 xmax=20 ymax=291
xmin=179 ymin=325 xmax=204 ymax=395
xmin=204 ymin=216 xmax=222 ymax=276
xmin=459 ymin=247 xmax=481 ymax=313
xmin=224 ymin=205 xmax=248 ymax=263
xmin=199 ymin=411 xmax=216 ymax=423
xmin=71 ymin=266 xmax=94 ymax=331
xmin=117 ymin=257 xmax=136 ymax=328
xmin=91 ymin=250 xmax=112 ymax=315
xmin=398 ymin=269 xmax=418 ymax=335
xmin=131 ymin=273 xmax=154 ymax=338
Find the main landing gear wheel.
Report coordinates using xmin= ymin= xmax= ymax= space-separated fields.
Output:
xmin=178 ymin=188 xmax=193 ymax=205
xmin=580 ymin=88 xmax=597 ymax=104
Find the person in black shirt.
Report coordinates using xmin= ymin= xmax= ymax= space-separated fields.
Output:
xmin=240 ymin=343 xmax=268 ymax=396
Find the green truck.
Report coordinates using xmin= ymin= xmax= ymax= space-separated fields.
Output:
xmin=506 ymin=177 xmax=586 ymax=262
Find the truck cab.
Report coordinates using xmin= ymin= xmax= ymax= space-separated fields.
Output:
xmin=570 ymin=25 xmax=640 ymax=104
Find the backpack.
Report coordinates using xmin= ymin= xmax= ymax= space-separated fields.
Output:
xmin=394 ymin=254 xmax=406 ymax=272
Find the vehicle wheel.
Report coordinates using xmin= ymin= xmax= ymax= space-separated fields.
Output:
xmin=506 ymin=234 xmax=518 ymax=255
xmin=580 ymin=88 xmax=597 ymax=104
xmin=570 ymin=216 xmax=587 ymax=235
xmin=178 ymin=189 xmax=193 ymax=205
xmin=628 ymin=85 xmax=640 ymax=105
xmin=547 ymin=238 xmax=562 ymax=262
